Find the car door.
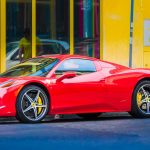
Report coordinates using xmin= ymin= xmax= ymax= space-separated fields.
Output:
xmin=51 ymin=58 xmax=107 ymax=114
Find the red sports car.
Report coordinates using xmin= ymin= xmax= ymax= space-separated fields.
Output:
xmin=0 ymin=54 xmax=150 ymax=123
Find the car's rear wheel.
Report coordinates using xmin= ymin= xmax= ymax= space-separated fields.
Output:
xmin=16 ymin=85 xmax=49 ymax=123
xmin=77 ymin=113 xmax=101 ymax=119
xmin=130 ymin=80 xmax=150 ymax=118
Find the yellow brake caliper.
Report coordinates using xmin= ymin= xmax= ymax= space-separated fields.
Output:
xmin=137 ymin=92 xmax=142 ymax=107
xmin=37 ymin=96 xmax=42 ymax=114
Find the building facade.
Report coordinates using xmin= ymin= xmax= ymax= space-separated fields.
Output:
xmin=0 ymin=0 xmax=150 ymax=72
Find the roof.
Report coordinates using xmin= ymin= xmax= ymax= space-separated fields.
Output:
xmin=38 ymin=54 xmax=98 ymax=61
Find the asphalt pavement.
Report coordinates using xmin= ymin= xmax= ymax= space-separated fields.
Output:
xmin=0 ymin=113 xmax=150 ymax=150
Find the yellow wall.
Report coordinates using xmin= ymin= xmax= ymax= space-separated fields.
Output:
xmin=100 ymin=0 xmax=131 ymax=67
xmin=100 ymin=0 xmax=150 ymax=68
xmin=133 ymin=0 xmax=150 ymax=68
xmin=0 ymin=0 xmax=6 ymax=72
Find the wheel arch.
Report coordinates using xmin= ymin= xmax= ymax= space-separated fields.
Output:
xmin=16 ymin=82 xmax=51 ymax=111
xmin=135 ymin=77 xmax=150 ymax=88
xmin=21 ymin=82 xmax=51 ymax=101
xmin=132 ymin=77 xmax=150 ymax=97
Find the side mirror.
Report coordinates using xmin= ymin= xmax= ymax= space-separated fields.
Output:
xmin=56 ymin=72 xmax=76 ymax=82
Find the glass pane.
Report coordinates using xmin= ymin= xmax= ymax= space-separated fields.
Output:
xmin=56 ymin=59 xmax=96 ymax=72
xmin=74 ymin=0 xmax=100 ymax=58
xmin=36 ymin=0 xmax=70 ymax=56
xmin=6 ymin=0 xmax=32 ymax=69
xmin=0 ymin=57 xmax=59 ymax=77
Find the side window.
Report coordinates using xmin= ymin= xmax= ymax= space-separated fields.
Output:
xmin=55 ymin=58 xmax=96 ymax=75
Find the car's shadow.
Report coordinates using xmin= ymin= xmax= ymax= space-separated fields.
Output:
xmin=0 ymin=113 xmax=148 ymax=125
xmin=44 ymin=115 xmax=133 ymax=124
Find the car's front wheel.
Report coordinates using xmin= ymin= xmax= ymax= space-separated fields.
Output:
xmin=130 ymin=80 xmax=150 ymax=118
xmin=16 ymin=85 xmax=49 ymax=123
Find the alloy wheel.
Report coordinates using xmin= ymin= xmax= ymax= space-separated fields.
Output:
xmin=136 ymin=84 xmax=150 ymax=115
xmin=20 ymin=88 xmax=48 ymax=122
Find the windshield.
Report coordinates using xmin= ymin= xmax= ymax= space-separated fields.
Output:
xmin=0 ymin=58 xmax=59 ymax=77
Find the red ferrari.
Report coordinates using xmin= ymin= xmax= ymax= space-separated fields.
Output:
xmin=0 ymin=54 xmax=150 ymax=123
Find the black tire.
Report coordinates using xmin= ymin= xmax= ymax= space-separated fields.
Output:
xmin=15 ymin=114 xmax=22 ymax=122
xmin=16 ymin=85 xmax=49 ymax=123
xmin=130 ymin=80 xmax=150 ymax=118
xmin=77 ymin=113 xmax=101 ymax=119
